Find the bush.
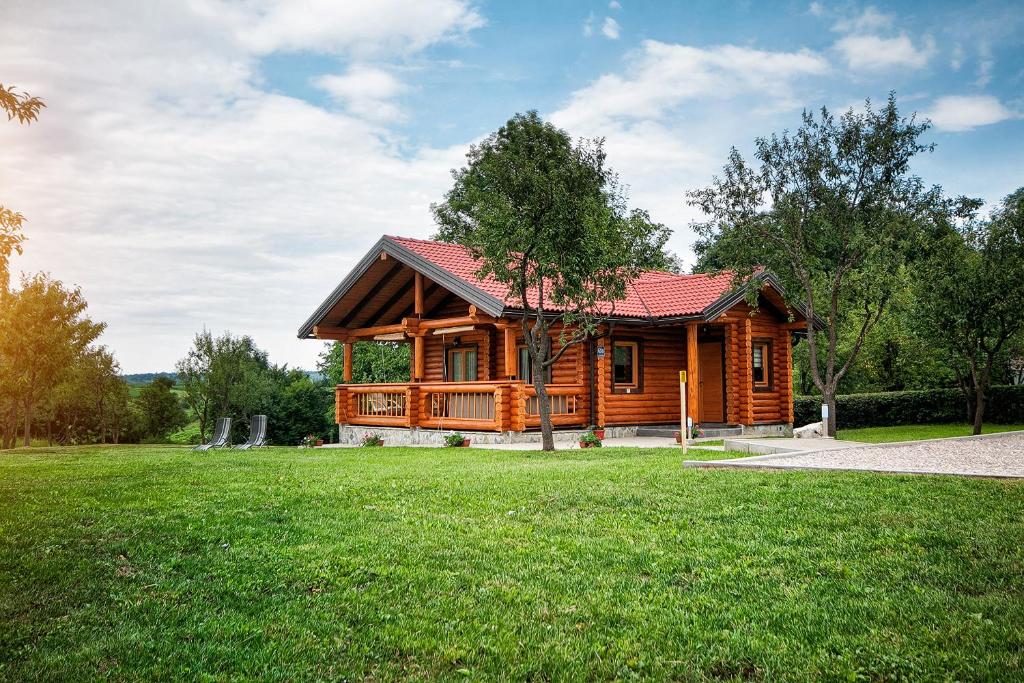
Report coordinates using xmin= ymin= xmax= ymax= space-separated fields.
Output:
xmin=168 ymin=422 xmax=203 ymax=445
xmin=793 ymin=385 xmax=1024 ymax=429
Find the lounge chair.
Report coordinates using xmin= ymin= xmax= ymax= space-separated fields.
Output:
xmin=194 ymin=417 xmax=231 ymax=451
xmin=234 ymin=414 xmax=268 ymax=450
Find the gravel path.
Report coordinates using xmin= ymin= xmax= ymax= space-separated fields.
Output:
xmin=712 ymin=432 xmax=1024 ymax=478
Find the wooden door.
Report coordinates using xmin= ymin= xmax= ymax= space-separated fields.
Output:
xmin=699 ymin=341 xmax=725 ymax=423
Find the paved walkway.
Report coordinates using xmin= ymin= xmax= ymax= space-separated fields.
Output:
xmin=689 ymin=431 xmax=1024 ymax=478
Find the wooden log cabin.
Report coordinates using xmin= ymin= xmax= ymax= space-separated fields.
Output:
xmin=298 ymin=236 xmax=815 ymax=443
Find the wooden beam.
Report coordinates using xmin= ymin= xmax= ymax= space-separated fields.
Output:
xmin=781 ymin=321 xmax=811 ymax=331
xmin=414 ymin=272 xmax=424 ymax=316
xmin=343 ymin=343 xmax=353 ymax=383
xmin=363 ymin=271 xmax=416 ymax=327
xmin=398 ymin=282 xmax=438 ymax=319
xmin=313 ymin=325 xmax=348 ymax=341
xmin=347 ymin=322 xmax=406 ymax=338
xmin=686 ymin=322 xmax=700 ymax=429
xmin=337 ymin=259 xmax=403 ymax=328
xmin=419 ymin=314 xmax=495 ymax=330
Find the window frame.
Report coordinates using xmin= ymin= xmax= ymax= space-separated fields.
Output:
xmin=751 ymin=339 xmax=773 ymax=392
xmin=611 ymin=338 xmax=643 ymax=393
xmin=446 ymin=344 xmax=479 ymax=382
xmin=517 ymin=344 xmax=552 ymax=384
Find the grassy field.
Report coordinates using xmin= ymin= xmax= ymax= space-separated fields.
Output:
xmin=839 ymin=422 xmax=1024 ymax=443
xmin=2 ymin=445 xmax=1022 ymax=681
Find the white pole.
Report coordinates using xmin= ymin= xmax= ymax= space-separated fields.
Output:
xmin=679 ymin=370 xmax=687 ymax=455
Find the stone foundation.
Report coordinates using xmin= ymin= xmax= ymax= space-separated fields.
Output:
xmin=336 ymin=424 xmax=638 ymax=446
xmin=740 ymin=423 xmax=794 ymax=438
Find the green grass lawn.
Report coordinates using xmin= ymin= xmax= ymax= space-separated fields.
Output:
xmin=839 ymin=422 xmax=1024 ymax=443
xmin=2 ymin=445 xmax=1023 ymax=681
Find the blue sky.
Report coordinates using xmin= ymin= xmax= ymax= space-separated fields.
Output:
xmin=1 ymin=1 xmax=1022 ymax=372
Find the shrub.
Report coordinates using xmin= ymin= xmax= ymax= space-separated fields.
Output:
xmin=361 ymin=432 xmax=384 ymax=447
xmin=579 ymin=431 xmax=603 ymax=447
xmin=444 ymin=432 xmax=468 ymax=448
xmin=793 ymin=385 xmax=1024 ymax=429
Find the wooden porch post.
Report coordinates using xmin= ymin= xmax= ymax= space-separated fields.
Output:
xmin=414 ymin=272 xmax=424 ymax=316
xmin=685 ymin=322 xmax=700 ymax=428
xmin=343 ymin=342 xmax=353 ymax=383
xmin=412 ymin=334 xmax=425 ymax=381
xmin=503 ymin=326 xmax=517 ymax=379
xmin=741 ymin=318 xmax=754 ymax=425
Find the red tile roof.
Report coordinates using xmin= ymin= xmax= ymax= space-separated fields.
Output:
xmin=387 ymin=235 xmax=735 ymax=319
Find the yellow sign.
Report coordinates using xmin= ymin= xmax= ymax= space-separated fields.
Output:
xmin=679 ymin=370 xmax=687 ymax=383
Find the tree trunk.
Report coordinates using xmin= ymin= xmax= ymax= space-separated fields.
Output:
xmin=533 ymin=354 xmax=554 ymax=451
xmin=822 ymin=390 xmax=838 ymax=438
xmin=972 ymin=367 xmax=990 ymax=436
xmin=22 ymin=401 xmax=32 ymax=447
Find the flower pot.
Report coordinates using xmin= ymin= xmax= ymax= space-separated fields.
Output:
xmin=674 ymin=431 xmax=682 ymax=443
xmin=579 ymin=441 xmax=592 ymax=448
xmin=593 ymin=429 xmax=605 ymax=440
xmin=462 ymin=439 xmax=471 ymax=447
xmin=316 ymin=439 xmax=324 ymax=447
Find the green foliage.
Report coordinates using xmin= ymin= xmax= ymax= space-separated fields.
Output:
xmin=135 ymin=376 xmax=187 ymax=440
xmin=2 ymin=445 xmax=1023 ymax=679
xmin=913 ymin=188 xmax=1024 ymax=431
xmin=444 ymin=432 xmax=467 ymax=447
xmin=168 ymin=422 xmax=202 ymax=445
xmin=689 ymin=95 xmax=959 ymax=435
xmin=177 ymin=331 xmax=333 ymax=446
xmin=432 ymin=110 xmax=669 ymax=449
xmin=794 ymin=385 xmax=1024 ymax=428
xmin=0 ymin=273 xmax=106 ymax=448
xmin=580 ymin=430 xmax=603 ymax=446
xmin=361 ymin=432 xmax=384 ymax=447
xmin=1 ymin=82 xmax=44 ymax=293
xmin=268 ymin=375 xmax=330 ymax=447
xmin=318 ymin=340 xmax=410 ymax=385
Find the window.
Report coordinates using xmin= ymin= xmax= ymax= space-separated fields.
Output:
xmin=447 ymin=347 xmax=478 ymax=381
xmin=517 ymin=345 xmax=551 ymax=384
xmin=752 ymin=341 xmax=772 ymax=389
xmin=612 ymin=340 xmax=641 ymax=391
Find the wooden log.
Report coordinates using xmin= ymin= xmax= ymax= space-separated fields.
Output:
xmin=343 ymin=343 xmax=353 ymax=383
xmin=414 ymin=272 xmax=424 ymax=316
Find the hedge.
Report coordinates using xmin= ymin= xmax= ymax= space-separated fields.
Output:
xmin=793 ymin=385 xmax=1024 ymax=429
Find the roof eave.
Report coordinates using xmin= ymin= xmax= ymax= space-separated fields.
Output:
xmin=297 ymin=236 xmax=507 ymax=339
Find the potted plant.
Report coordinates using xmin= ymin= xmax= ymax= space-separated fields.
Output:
xmin=589 ymin=425 xmax=606 ymax=440
xmin=361 ymin=432 xmax=384 ymax=447
xmin=300 ymin=434 xmax=318 ymax=448
xmin=579 ymin=430 xmax=603 ymax=449
xmin=444 ymin=432 xmax=471 ymax=448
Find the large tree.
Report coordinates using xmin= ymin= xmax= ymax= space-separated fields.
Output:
xmin=0 ymin=274 xmax=104 ymax=447
xmin=1 ymin=83 xmax=45 ymax=293
xmin=688 ymin=95 xmax=958 ymax=436
xmin=432 ymin=111 xmax=669 ymax=450
xmin=914 ymin=189 xmax=1024 ymax=434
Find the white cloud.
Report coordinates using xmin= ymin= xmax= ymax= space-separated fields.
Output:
xmin=549 ymin=41 xmax=831 ymax=270
xmin=0 ymin=0 xmax=481 ymax=372
xmin=808 ymin=2 xmax=824 ymax=17
xmin=609 ymin=1 xmax=622 ymax=9
xmin=553 ymin=40 xmax=829 ymax=131
xmin=602 ymin=17 xmax=621 ymax=40
xmin=834 ymin=33 xmax=935 ymax=70
xmin=926 ymin=95 xmax=1016 ymax=132
xmin=237 ymin=0 xmax=484 ymax=56
xmin=314 ymin=65 xmax=408 ymax=121
xmin=831 ymin=7 xmax=892 ymax=33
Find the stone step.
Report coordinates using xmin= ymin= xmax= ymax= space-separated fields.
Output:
xmin=635 ymin=425 xmax=743 ymax=439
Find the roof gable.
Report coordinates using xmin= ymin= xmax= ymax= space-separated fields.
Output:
xmin=299 ymin=235 xmax=810 ymax=338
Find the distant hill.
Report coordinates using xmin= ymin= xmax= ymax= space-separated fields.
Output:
xmin=122 ymin=372 xmax=178 ymax=385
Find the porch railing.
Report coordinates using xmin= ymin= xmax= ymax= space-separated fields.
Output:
xmin=335 ymin=381 xmax=588 ymax=432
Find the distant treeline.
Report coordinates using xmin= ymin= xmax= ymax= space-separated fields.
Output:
xmin=122 ymin=372 xmax=178 ymax=385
